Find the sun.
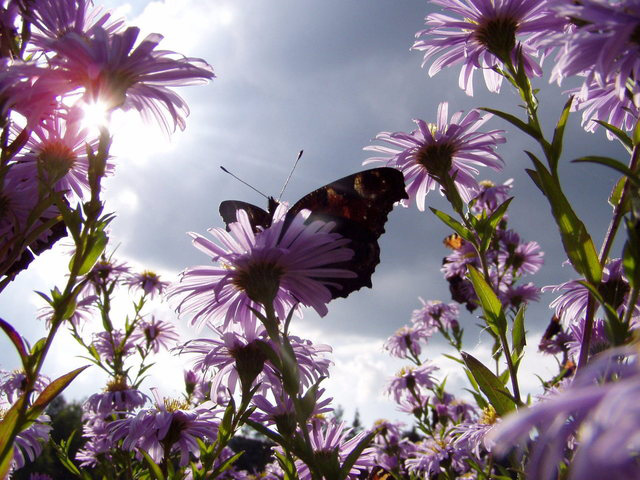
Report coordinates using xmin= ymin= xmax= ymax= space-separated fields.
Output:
xmin=80 ymin=100 xmax=110 ymax=132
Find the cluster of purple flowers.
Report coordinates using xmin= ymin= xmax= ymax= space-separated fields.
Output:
xmin=0 ymin=0 xmax=213 ymax=280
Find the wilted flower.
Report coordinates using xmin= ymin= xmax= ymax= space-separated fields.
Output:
xmin=364 ymin=103 xmax=504 ymax=209
xmin=169 ymin=207 xmax=355 ymax=330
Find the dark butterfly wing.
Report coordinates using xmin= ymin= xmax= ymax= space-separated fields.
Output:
xmin=286 ymin=167 xmax=408 ymax=299
xmin=219 ymin=200 xmax=272 ymax=233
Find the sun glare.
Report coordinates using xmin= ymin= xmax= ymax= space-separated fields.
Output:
xmin=80 ymin=101 xmax=110 ymax=132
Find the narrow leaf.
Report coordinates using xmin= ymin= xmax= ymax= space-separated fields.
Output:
xmin=511 ymin=305 xmax=526 ymax=356
xmin=529 ymin=156 xmax=602 ymax=284
xmin=30 ymin=366 xmax=89 ymax=417
xmin=139 ymin=449 xmax=165 ymax=480
xmin=480 ymin=107 xmax=540 ymax=139
xmin=593 ymin=120 xmax=633 ymax=151
xmin=467 ymin=265 xmax=506 ymax=335
xmin=461 ymin=352 xmax=516 ymax=416
xmin=338 ymin=429 xmax=377 ymax=480
xmin=550 ymin=96 xmax=573 ymax=172
xmin=0 ymin=318 xmax=28 ymax=365
xmin=573 ymin=156 xmax=640 ymax=187
xmin=429 ymin=208 xmax=473 ymax=241
xmin=76 ymin=230 xmax=108 ymax=275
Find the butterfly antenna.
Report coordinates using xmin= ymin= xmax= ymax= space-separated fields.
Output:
xmin=220 ymin=166 xmax=269 ymax=200
xmin=277 ymin=150 xmax=303 ymax=202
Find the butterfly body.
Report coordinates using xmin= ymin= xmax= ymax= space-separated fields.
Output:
xmin=219 ymin=167 xmax=408 ymax=300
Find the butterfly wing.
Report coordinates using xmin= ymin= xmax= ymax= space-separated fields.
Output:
xmin=286 ymin=167 xmax=408 ymax=299
xmin=219 ymin=200 xmax=272 ymax=233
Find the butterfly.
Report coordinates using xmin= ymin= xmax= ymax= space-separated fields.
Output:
xmin=443 ymin=232 xmax=464 ymax=250
xmin=219 ymin=167 xmax=408 ymax=300
xmin=368 ymin=466 xmax=392 ymax=480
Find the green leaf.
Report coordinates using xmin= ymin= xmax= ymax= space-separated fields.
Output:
xmin=594 ymin=120 xmax=633 ymax=151
xmin=139 ymin=449 xmax=165 ymax=480
xmin=75 ymin=230 xmax=109 ymax=275
xmin=609 ymin=177 xmax=629 ymax=210
xmin=623 ymin=219 xmax=640 ymax=289
xmin=511 ymin=305 xmax=527 ymax=356
xmin=0 ymin=396 xmax=26 ymax=478
xmin=467 ymin=265 xmax=507 ymax=335
xmin=634 ymin=117 xmax=640 ymax=146
xmin=338 ymin=429 xmax=377 ymax=480
xmin=30 ymin=366 xmax=90 ymax=418
xmin=479 ymin=197 xmax=513 ymax=252
xmin=245 ymin=418 xmax=284 ymax=445
xmin=550 ymin=96 xmax=573 ymax=172
xmin=480 ymin=107 xmax=540 ymax=140
xmin=528 ymin=155 xmax=602 ymax=284
xmin=573 ymin=156 xmax=640 ymax=187
xmin=461 ymin=352 xmax=516 ymax=416
xmin=428 ymin=208 xmax=473 ymax=242
xmin=0 ymin=317 xmax=28 ymax=367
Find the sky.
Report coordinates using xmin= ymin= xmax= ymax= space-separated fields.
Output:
xmin=0 ymin=0 xmax=629 ymax=426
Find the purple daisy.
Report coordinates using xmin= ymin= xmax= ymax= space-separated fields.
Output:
xmin=124 ymin=269 xmax=170 ymax=298
xmin=295 ymin=419 xmax=375 ymax=480
xmin=13 ymin=108 xmax=110 ymax=199
xmin=11 ymin=418 xmax=52 ymax=470
xmin=251 ymin=385 xmax=333 ymax=430
xmin=84 ymin=376 xmax=148 ymax=415
xmin=138 ymin=316 xmax=179 ymax=353
xmin=500 ymin=240 xmax=544 ymax=275
xmin=549 ymin=0 xmax=640 ymax=95
xmin=84 ymin=257 xmax=131 ymax=291
xmin=470 ymin=178 xmax=513 ymax=214
xmin=109 ymin=391 xmax=221 ymax=467
xmin=26 ymin=0 xmax=124 ymax=49
xmin=364 ymin=103 xmax=504 ymax=209
xmin=38 ymin=293 xmax=98 ymax=327
xmin=386 ymin=363 xmax=439 ymax=404
xmin=46 ymin=26 xmax=215 ymax=133
xmin=92 ymin=329 xmax=138 ymax=362
xmin=411 ymin=298 xmax=460 ymax=331
xmin=413 ymin=0 xmax=562 ymax=95
xmin=545 ymin=258 xmax=634 ymax=325
xmin=487 ymin=347 xmax=640 ymax=480
xmin=405 ymin=431 xmax=467 ymax=477
xmin=75 ymin=415 xmax=113 ymax=467
xmin=169 ymin=207 xmax=356 ymax=330
xmin=501 ymin=282 xmax=540 ymax=309
xmin=383 ymin=325 xmax=432 ymax=359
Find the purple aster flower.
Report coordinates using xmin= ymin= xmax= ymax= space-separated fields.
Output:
xmin=0 ymin=60 xmax=58 ymax=125
xmin=411 ymin=298 xmax=460 ymax=331
xmin=571 ymin=79 xmax=640 ymax=139
xmin=183 ymin=369 xmax=210 ymax=404
xmin=364 ymin=103 xmax=504 ymax=209
xmin=566 ymin=316 xmax=610 ymax=360
xmin=26 ymin=0 xmax=124 ymax=49
xmin=501 ymin=282 xmax=540 ymax=309
xmin=545 ymin=258 xmax=634 ymax=325
xmin=92 ymin=329 xmax=138 ymax=362
xmin=124 ymin=269 xmax=170 ymax=298
xmin=0 ymin=370 xmax=49 ymax=403
xmin=38 ymin=293 xmax=98 ymax=327
xmin=169 ymin=207 xmax=356 ymax=330
xmin=11 ymin=417 xmax=52 ymax=470
xmin=13 ymin=108 xmax=110 ymax=199
xmin=470 ymin=178 xmax=513 ymax=214
xmin=295 ymin=420 xmax=375 ymax=480
xmin=441 ymin=238 xmax=480 ymax=279
xmin=405 ymin=431 xmax=467 ymax=477
xmin=549 ymin=1 xmax=640 ymax=95
xmin=500 ymin=240 xmax=544 ymax=275
xmin=84 ymin=376 xmax=147 ymax=415
xmin=84 ymin=257 xmax=131 ymax=290
xmin=387 ymin=363 xmax=439 ymax=404
xmin=487 ymin=347 xmax=640 ymax=480
xmin=138 ymin=316 xmax=179 ymax=353
xmin=109 ymin=391 xmax=221 ymax=467
xmin=370 ymin=419 xmax=417 ymax=473
xmin=75 ymin=414 xmax=115 ymax=467
xmin=413 ymin=0 xmax=562 ymax=95
xmin=251 ymin=385 xmax=333 ymax=432
xmin=383 ymin=325 xmax=431 ymax=359
xmin=46 ymin=26 xmax=214 ymax=133
xmin=452 ymin=406 xmax=498 ymax=457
